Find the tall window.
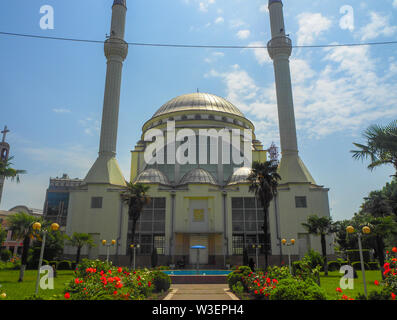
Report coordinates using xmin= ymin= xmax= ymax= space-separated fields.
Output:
xmin=127 ymin=197 xmax=166 ymax=255
xmin=231 ymin=197 xmax=269 ymax=255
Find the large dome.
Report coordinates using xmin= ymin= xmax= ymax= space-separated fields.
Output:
xmin=152 ymin=92 xmax=245 ymax=118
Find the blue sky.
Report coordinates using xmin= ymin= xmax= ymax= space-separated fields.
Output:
xmin=0 ymin=0 xmax=396 ymax=222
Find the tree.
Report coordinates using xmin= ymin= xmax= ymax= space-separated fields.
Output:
xmin=6 ymin=212 xmax=41 ymax=282
xmin=0 ymin=156 xmax=26 ymax=182
xmin=66 ymin=233 xmax=94 ymax=265
xmin=361 ymin=191 xmax=393 ymax=218
xmin=302 ymin=215 xmax=338 ymax=276
xmin=29 ymin=228 xmax=64 ymax=268
xmin=248 ymin=161 xmax=281 ymax=270
xmin=381 ymin=178 xmax=397 ymax=217
xmin=121 ymin=182 xmax=151 ymax=267
xmin=351 ymin=120 xmax=397 ymax=176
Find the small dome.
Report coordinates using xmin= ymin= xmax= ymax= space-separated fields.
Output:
xmin=179 ymin=168 xmax=217 ymax=185
xmin=227 ymin=167 xmax=252 ymax=185
xmin=152 ymin=93 xmax=245 ymax=118
xmin=135 ymin=169 xmax=170 ymax=185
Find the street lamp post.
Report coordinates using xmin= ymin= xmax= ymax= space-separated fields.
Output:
xmin=281 ymin=238 xmax=295 ymax=274
xmin=102 ymin=239 xmax=116 ymax=262
xmin=346 ymin=225 xmax=371 ymax=298
xmin=32 ymin=222 xmax=60 ymax=296
xmin=252 ymin=244 xmax=262 ymax=269
xmin=130 ymin=244 xmax=140 ymax=271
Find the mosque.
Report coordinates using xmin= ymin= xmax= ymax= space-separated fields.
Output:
xmin=62 ymin=0 xmax=332 ymax=267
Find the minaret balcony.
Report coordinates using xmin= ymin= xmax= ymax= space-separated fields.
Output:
xmin=267 ymin=35 xmax=292 ymax=59
xmin=104 ymin=38 xmax=128 ymax=61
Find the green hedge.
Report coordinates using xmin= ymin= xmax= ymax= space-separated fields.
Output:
xmin=327 ymin=261 xmax=341 ymax=272
xmin=346 ymin=250 xmax=370 ymax=263
xmin=351 ymin=261 xmax=370 ymax=271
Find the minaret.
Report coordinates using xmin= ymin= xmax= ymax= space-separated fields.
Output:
xmin=0 ymin=126 xmax=10 ymax=205
xmin=267 ymin=0 xmax=315 ymax=184
xmin=85 ymin=0 xmax=128 ymax=186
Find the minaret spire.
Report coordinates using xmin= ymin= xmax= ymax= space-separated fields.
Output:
xmin=267 ymin=0 xmax=315 ymax=183
xmin=84 ymin=0 xmax=128 ymax=185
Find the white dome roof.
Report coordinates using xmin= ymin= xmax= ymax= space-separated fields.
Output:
xmin=152 ymin=92 xmax=245 ymax=118
xmin=227 ymin=167 xmax=252 ymax=185
xmin=180 ymin=168 xmax=217 ymax=185
xmin=135 ymin=168 xmax=170 ymax=185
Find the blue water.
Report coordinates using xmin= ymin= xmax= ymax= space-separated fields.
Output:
xmin=162 ymin=270 xmax=233 ymax=276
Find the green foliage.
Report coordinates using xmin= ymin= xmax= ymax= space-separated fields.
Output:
xmin=269 ymin=278 xmax=327 ymax=300
xmin=227 ymin=266 xmax=252 ymax=290
xmin=368 ymin=262 xmax=380 ymax=270
xmin=356 ymin=286 xmax=392 ymax=300
xmin=29 ymin=230 xmax=65 ymax=269
xmin=152 ymin=271 xmax=171 ymax=292
xmin=351 ymin=261 xmax=370 ymax=271
xmin=304 ymin=249 xmax=324 ymax=269
xmin=57 ymin=260 xmax=72 ymax=270
xmin=346 ymin=249 xmax=371 ymax=263
xmin=265 ymin=266 xmax=292 ymax=280
xmin=292 ymin=259 xmax=321 ymax=283
xmin=0 ymin=156 xmax=26 ymax=182
xmin=232 ymin=281 xmax=245 ymax=296
xmin=0 ymin=249 xmax=12 ymax=262
xmin=64 ymin=259 xmax=155 ymax=300
xmin=327 ymin=261 xmax=341 ymax=272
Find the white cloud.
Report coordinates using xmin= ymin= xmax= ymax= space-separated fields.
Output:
xmin=236 ymin=29 xmax=251 ymax=39
xmin=214 ymin=16 xmax=224 ymax=24
xmin=247 ymin=41 xmax=271 ymax=65
xmin=79 ymin=118 xmax=100 ymax=136
xmin=296 ymin=13 xmax=332 ymax=46
xmin=229 ymin=19 xmax=246 ymax=29
xmin=204 ymin=51 xmax=224 ymax=64
xmin=359 ymin=12 xmax=397 ymax=41
xmin=393 ymin=0 xmax=397 ymax=8
xmin=208 ymin=44 xmax=397 ymax=141
xmin=199 ymin=0 xmax=215 ymax=12
xmin=259 ymin=4 xmax=268 ymax=13
xmin=52 ymin=108 xmax=70 ymax=113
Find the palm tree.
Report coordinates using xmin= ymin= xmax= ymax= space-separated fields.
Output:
xmin=66 ymin=232 xmax=94 ymax=266
xmin=0 ymin=156 xmax=26 ymax=182
xmin=247 ymin=161 xmax=281 ymax=270
xmin=351 ymin=120 xmax=397 ymax=176
xmin=302 ymin=215 xmax=338 ymax=276
xmin=6 ymin=212 xmax=41 ymax=282
xmin=121 ymin=182 xmax=151 ymax=267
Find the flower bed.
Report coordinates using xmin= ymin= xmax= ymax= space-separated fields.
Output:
xmin=63 ymin=259 xmax=170 ymax=300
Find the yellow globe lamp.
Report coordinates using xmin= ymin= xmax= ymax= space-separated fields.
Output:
xmin=362 ymin=226 xmax=371 ymax=235
xmin=281 ymin=239 xmax=287 ymax=245
xmin=346 ymin=226 xmax=355 ymax=234
xmin=32 ymin=222 xmax=41 ymax=231
xmin=102 ymin=240 xmax=107 ymax=246
xmin=50 ymin=223 xmax=60 ymax=231
xmin=130 ymin=244 xmax=134 ymax=248
xmin=111 ymin=240 xmax=116 ymax=245
xmin=291 ymin=239 xmax=296 ymax=245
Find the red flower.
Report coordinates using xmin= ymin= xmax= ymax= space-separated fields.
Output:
xmin=254 ymin=290 xmax=258 ymax=294
xmin=64 ymin=292 xmax=70 ymax=299
xmin=392 ymin=247 xmax=397 ymax=253
xmin=118 ymin=267 xmax=123 ymax=273
xmin=336 ymin=287 xmax=342 ymax=293
xmin=384 ymin=263 xmax=390 ymax=270
xmin=113 ymin=291 xmax=118 ymax=295
xmin=391 ymin=293 xmax=396 ymax=300
xmin=272 ymin=279 xmax=278 ymax=284
xmin=108 ymin=270 xmax=112 ymax=274
xmin=74 ymin=278 xmax=80 ymax=284
xmin=138 ymin=282 xmax=142 ymax=286
xmin=148 ymin=281 xmax=151 ymax=287
xmin=374 ymin=280 xmax=379 ymax=286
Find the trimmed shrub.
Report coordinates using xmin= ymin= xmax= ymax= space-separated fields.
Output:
xmin=227 ymin=266 xmax=252 ymax=290
xmin=368 ymin=262 xmax=380 ymax=270
xmin=328 ymin=261 xmax=341 ymax=272
xmin=351 ymin=261 xmax=370 ymax=271
xmin=269 ymin=278 xmax=327 ymax=300
xmin=346 ymin=250 xmax=370 ymax=263
xmin=152 ymin=271 xmax=171 ymax=292
xmin=57 ymin=260 xmax=72 ymax=270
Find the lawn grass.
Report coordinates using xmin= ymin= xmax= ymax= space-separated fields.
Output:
xmin=0 ymin=269 xmax=74 ymax=300
xmin=319 ymin=270 xmax=383 ymax=299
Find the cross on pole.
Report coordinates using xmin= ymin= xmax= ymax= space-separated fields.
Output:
xmin=1 ymin=126 xmax=10 ymax=143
